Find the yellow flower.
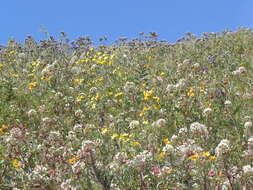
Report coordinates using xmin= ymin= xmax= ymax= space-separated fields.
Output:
xmin=202 ymin=152 xmax=210 ymax=158
xmin=153 ymin=104 xmax=161 ymax=109
xmin=28 ymin=82 xmax=37 ymax=91
xmin=11 ymin=74 xmax=19 ymax=78
xmin=158 ymin=152 xmax=165 ymax=159
xmin=67 ymin=156 xmax=80 ymax=165
xmin=131 ymin=141 xmax=140 ymax=147
xmin=139 ymin=112 xmax=144 ymax=117
xmin=153 ymin=96 xmax=160 ymax=102
xmin=147 ymin=56 xmax=154 ymax=62
xmin=111 ymin=133 xmax=119 ymax=140
xmin=163 ymin=138 xmax=171 ymax=145
xmin=101 ymin=127 xmax=108 ymax=134
xmin=0 ymin=128 xmax=5 ymax=135
xmin=143 ymin=120 xmax=149 ymax=125
xmin=76 ymin=95 xmax=85 ymax=102
xmin=210 ymin=156 xmax=217 ymax=161
xmin=187 ymin=87 xmax=195 ymax=97
xmin=143 ymin=89 xmax=154 ymax=100
xmin=28 ymin=73 xmax=35 ymax=77
xmin=114 ymin=92 xmax=123 ymax=97
xmin=143 ymin=106 xmax=150 ymax=111
xmin=73 ymin=78 xmax=84 ymax=83
xmin=188 ymin=154 xmax=199 ymax=161
xmin=12 ymin=159 xmax=22 ymax=168
xmin=31 ymin=61 xmax=40 ymax=67
xmin=2 ymin=125 xmax=9 ymax=130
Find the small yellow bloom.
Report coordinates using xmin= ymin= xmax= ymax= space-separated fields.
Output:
xmin=67 ymin=156 xmax=80 ymax=165
xmin=153 ymin=104 xmax=161 ymax=109
xmin=202 ymin=152 xmax=210 ymax=158
xmin=153 ymin=96 xmax=160 ymax=102
xmin=76 ymin=95 xmax=85 ymax=102
xmin=11 ymin=74 xmax=19 ymax=78
xmin=158 ymin=152 xmax=165 ymax=159
xmin=101 ymin=128 xmax=108 ymax=134
xmin=2 ymin=125 xmax=9 ymax=130
xmin=187 ymin=87 xmax=195 ymax=97
xmin=139 ymin=112 xmax=144 ymax=117
xmin=188 ymin=154 xmax=199 ymax=161
xmin=114 ymin=92 xmax=123 ymax=97
xmin=0 ymin=128 xmax=5 ymax=135
xmin=143 ymin=120 xmax=149 ymax=125
xmin=12 ymin=159 xmax=22 ymax=168
xmin=163 ymin=138 xmax=171 ymax=145
xmin=143 ymin=106 xmax=150 ymax=111
xmin=28 ymin=82 xmax=37 ymax=91
xmin=131 ymin=141 xmax=140 ymax=147
xmin=210 ymin=156 xmax=217 ymax=161
xmin=31 ymin=61 xmax=40 ymax=67
xmin=73 ymin=78 xmax=84 ymax=83
xmin=143 ymin=89 xmax=154 ymax=100
xmin=28 ymin=73 xmax=35 ymax=77
xmin=111 ymin=133 xmax=119 ymax=140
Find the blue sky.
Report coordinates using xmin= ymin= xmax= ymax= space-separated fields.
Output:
xmin=1 ymin=0 xmax=253 ymax=45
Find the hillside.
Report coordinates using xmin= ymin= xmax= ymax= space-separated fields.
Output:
xmin=1 ymin=28 xmax=253 ymax=189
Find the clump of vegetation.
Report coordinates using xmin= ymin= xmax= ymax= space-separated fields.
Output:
xmin=1 ymin=28 xmax=253 ymax=189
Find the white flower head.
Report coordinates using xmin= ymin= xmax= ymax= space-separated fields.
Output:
xmin=244 ymin=121 xmax=253 ymax=128
xmin=190 ymin=122 xmax=209 ymax=136
xmin=215 ymin=139 xmax=230 ymax=158
xmin=129 ymin=120 xmax=140 ymax=129
xmin=243 ymin=165 xmax=253 ymax=175
xmin=27 ymin=109 xmax=37 ymax=117
xmin=202 ymin=107 xmax=212 ymax=116
xmin=238 ymin=66 xmax=246 ymax=73
xmin=224 ymin=100 xmax=232 ymax=106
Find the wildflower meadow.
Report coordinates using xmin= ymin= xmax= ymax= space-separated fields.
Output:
xmin=1 ymin=28 xmax=253 ymax=189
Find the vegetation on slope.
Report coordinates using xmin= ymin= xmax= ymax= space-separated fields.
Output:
xmin=0 ymin=28 xmax=253 ymax=189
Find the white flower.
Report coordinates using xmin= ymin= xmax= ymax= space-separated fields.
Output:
xmin=202 ymin=107 xmax=212 ymax=116
xmin=18 ymin=53 xmax=26 ymax=58
xmin=243 ymin=165 xmax=253 ymax=175
xmin=178 ymin=127 xmax=188 ymax=136
xmin=66 ymin=131 xmax=76 ymax=140
xmin=171 ymin=135 xmax=178 ymax=142
xmin=193 ymin=62 xmax=200 ymax=69
xmin=162 ymin=144 xmax=174 ymax=154
xmin=73 ymin=124 xmax=83 ymax=132
xmin=232 ymin=70 xmax=241 ymax=76
xmin=129 ymin=150 xmax=152 ymax=167
xmin=71 ymin=66 xmax=82 ymax=74
xmin=224 ymin=100 xmax=232 ymax=106
xmin=75 ymin=109 xmax=83 ymax=117
xmin=165 ymin=84 xmax=175 ymax=93
xmin=238 ymin=66 xmax=246 ymax=73
xmin=27 ymin=109 xmax=37 ymax=117
xmin=152 ymin=119 xmax=166 ymax=128
xmin=42 ymin=117 xmax=51 ymax=124
xmin=81 ymin=140 xmax=96 ymax=152
xmin=183 ymin=59 xmax=191 ymax=65
xmin=244 ymin=121 xmax=253 ymax=128
xmin=69 ymin=55 xmax=78 ymax=64
xmin=215 ymin=139 xmax=230 ymax=158
xmin=114 ymin=152 xmax=128 ymax=163
xmin=190 ymin=122 xmax=209 ymax=136
xmin=10 ymin=127 xmax=22 ymax=138
xmin=129 ymin=120 xmax=140 ymax=129
xmin=248 ymin=136 xmax=253 ymax=147
xmin=123 ymin=81 xmax=135 ymax=92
